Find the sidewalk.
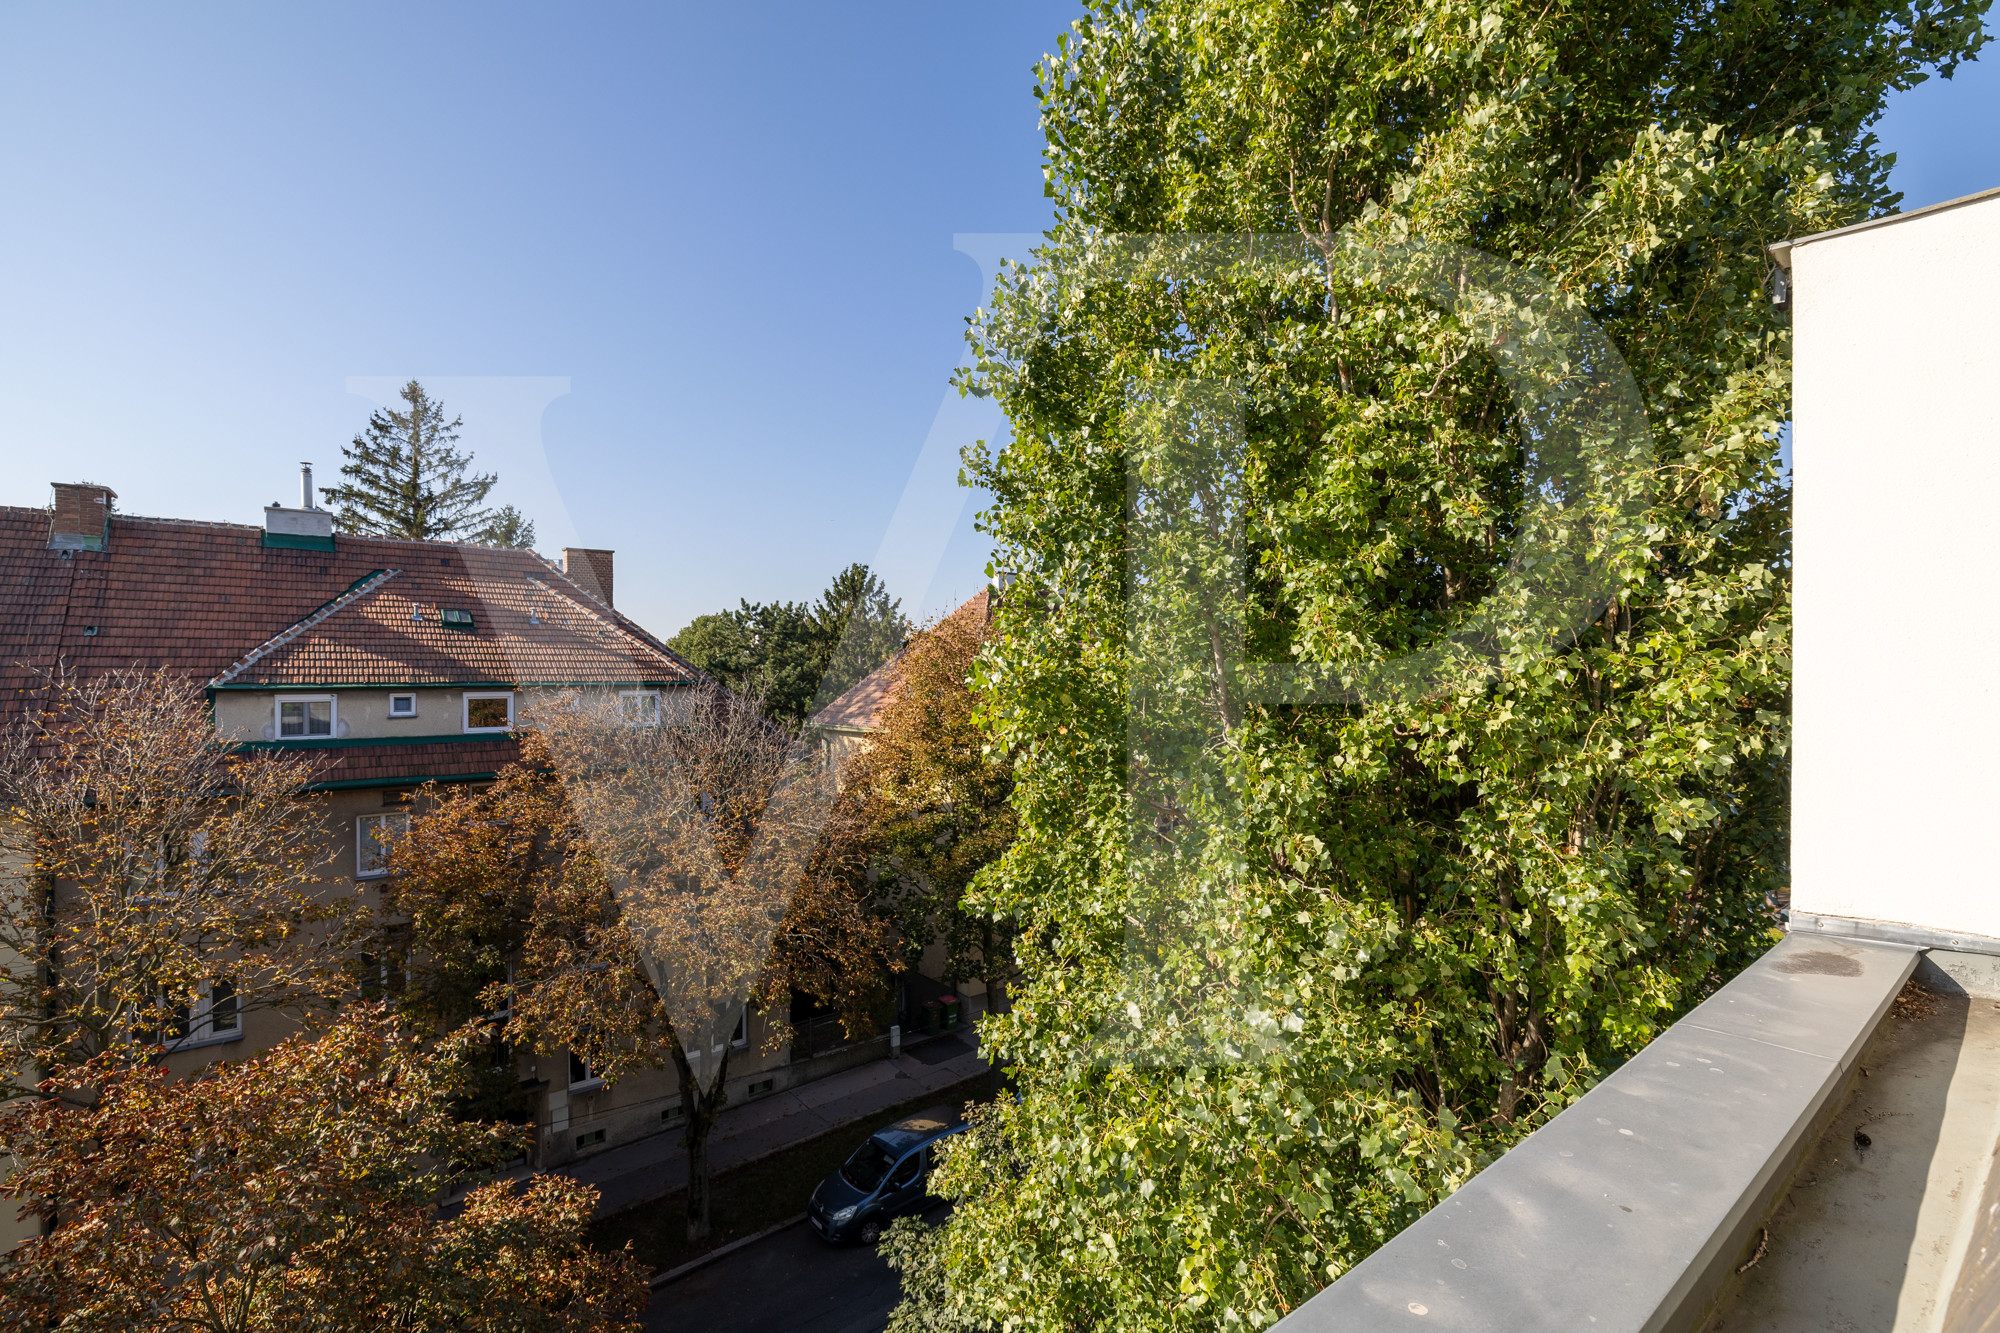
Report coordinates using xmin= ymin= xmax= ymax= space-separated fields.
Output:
xmin=555 ymin=1026 xmax=990 ymax=1218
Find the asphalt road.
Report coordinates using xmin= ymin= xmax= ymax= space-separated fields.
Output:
xmin=642 ymin=1216 xmax=918 ymax=1333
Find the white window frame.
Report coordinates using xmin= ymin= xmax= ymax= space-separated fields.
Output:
xmin=568 ymin=1050 xmax=603 ymax=1091
xmin=356 ymin=812 xmax=408 ymax=879
xmin=619 ymin=689 xmax=661 ymax=726
xmin=710 ymin=1009 xmax=749 ymax=1056
xmin=167 ymin=980 xmax=243 ymax=1051
xmin=463 ymin=691 xmax=515 ymax=733
xmin=388 ymin=692 xmax=418 ymax=719
xmin=274 ymin=693 xmax=337 ymax=739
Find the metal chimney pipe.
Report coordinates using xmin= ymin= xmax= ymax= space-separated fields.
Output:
xmin=300 ymin=462 xmax=315 ymax=509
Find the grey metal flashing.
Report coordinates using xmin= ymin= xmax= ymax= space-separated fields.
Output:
xmin=1789 ymin=911 xmax=2000 ymax=958
xmin=1768 ymin=184 xmax=2000 ymax=269
xmin=1274 ymin=933 xmax=1920 ymax=1333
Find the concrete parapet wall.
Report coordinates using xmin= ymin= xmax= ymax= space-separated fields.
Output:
xmin=1275 ymin=933 xmax=1919 ymax=1332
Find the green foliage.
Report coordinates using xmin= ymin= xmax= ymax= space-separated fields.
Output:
xmin=896 ymin=1 xmax=1989 ymax=1330
xmin=668 ymin=562 xmax=910 ymax=728
xmin=323 ymin=379 xmax=505 ymax=541
xmin=478 ymin=503 xmax=538 ymax=549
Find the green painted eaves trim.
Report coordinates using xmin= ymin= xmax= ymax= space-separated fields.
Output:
xmin=262 ymin=531 xmax=337 ymax=551
xmin=303 ymin=771 xmax=499 ymax=792
xmin=237 ymin=733 xmax=511 ymax=750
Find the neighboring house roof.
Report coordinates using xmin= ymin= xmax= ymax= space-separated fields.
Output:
xmin=810 ymin=656 xmax=898 ymax=734
xmin=807 ymin=588 xmax=991 ymax=735
xmin=210 ymin=553 xmax=691 ymax=689
xmin=0 ymin=504 xmax=701 ymax=786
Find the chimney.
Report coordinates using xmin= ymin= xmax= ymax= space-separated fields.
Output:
xmin=563 ymin=548 xmax=614 ymax=606
xmin=48 ymin=482 xmax=115 ymax=552
xmin=264 ymin=465 xmax=334 ymax=550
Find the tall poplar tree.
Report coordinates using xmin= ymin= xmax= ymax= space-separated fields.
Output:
xmin=323 ymin=380 xmax=502 ymax=541
xmin=887 ymin=2 xmax=1988 ymax=1330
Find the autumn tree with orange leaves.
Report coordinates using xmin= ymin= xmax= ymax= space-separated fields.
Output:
xmin=0 ymin=1006 xmax=647 ymax=1333
xmin=0 ymin=668 xmax=347 ymax=1099
xmin=390 ymin=687 xmax=898 ymax=1242
xmin=843 ymin=603 xmax=1017 ymax=1005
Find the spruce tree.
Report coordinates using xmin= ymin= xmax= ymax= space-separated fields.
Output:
xmin=322 ymin=381 xmax=501 ymax=541
xmin=476 ymin=504 xmax=537 ymax=550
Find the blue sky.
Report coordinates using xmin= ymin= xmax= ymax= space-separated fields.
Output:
xmin=0 ymin=4 xmax=1992 ymax=637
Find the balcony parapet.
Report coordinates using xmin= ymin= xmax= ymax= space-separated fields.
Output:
xmin=1274 ymin=932 xmax=1919 ymax=1332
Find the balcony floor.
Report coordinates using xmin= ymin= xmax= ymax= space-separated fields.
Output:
xmin=1705 ymin=980 xmax=2000 ymax=1332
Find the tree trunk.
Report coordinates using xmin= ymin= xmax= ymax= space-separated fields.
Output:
xmin=683 ymin=1047 xmax=730 ymax=1244
xmin=685 ymin=1120 xmax=712 ymax=1244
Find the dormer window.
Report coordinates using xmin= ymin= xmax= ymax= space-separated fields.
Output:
xmin=276 ymin=695 xmax=335 ymax=738
xmin=464 ymin=692 xmax=514 ymax=733
xmin=441 ymin=608 xmax=474 ymax=632
xmin=388 ymin=693 xmax=417 ymax=719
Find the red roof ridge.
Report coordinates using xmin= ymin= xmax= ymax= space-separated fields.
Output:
xmin=210 ymin=568 xmax=403 ymax=687
xmin=0 ymin=502 xmax=268 ymax=532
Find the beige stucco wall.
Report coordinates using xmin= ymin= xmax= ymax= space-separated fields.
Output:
xmin=213 ymin=687 xmax=516 ymax=743
xmin=538 ymin=1009 xmax=797 ymax=1167
xmin=1790 ymin=190 xmax=2000 ymax=942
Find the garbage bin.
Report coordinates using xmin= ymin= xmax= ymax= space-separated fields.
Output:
xmin=939 ymin=994 xmax=961 ymax=1030
xmin=921 ymin=999 xmax=942 ymax=1035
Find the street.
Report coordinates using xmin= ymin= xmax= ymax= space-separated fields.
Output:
xmin=643 ymin=1215 xmax=926 ymax=1333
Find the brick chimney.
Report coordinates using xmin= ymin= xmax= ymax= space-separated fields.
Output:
xmin=562 ymin=548 xmax=614 ymax=607
xmin=49 ymin=482 xmax=115 ymax=552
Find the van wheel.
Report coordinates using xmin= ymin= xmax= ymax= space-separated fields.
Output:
xmin=859 ymin=1218 xmax=883 ymax=1245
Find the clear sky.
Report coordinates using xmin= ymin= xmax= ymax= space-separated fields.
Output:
xmin=0 ymin=4 xmax=1993 ymax=638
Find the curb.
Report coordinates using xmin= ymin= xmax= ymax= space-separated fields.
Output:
xmin=648 ymin=1213 xmax=808 ymax=1288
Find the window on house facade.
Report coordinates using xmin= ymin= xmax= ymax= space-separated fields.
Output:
xmin=356 ymin=812 xmax=408 ymax=879
xmin=358 ymin=927 xmax=413 ymax=1001
xmin=276 ymin=695 xmax=335 ymax=738
xmin=732 ymin=1008 xmax=749 ymax=1050
xmin=568 ymin=1051 xmax=602 ymax=1090
xmin=619 ymin=690 xmax=660 ymax=725
xmin=164 ymin=980 xmax=242 ymax=1049
xmin=464 ymin=692 xmax=514 ymax=732
xmin=388 ymin=693 xmax=417 ymax=718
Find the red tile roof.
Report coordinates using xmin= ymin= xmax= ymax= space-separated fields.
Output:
xmin=213 ymin=551 xmax=694 ymax=689
xmin=0 ymin=505 xmax=700 ymax=784
xmin=258 ymin=737 xmax=526 ymax=791
xmin=807 ymin=588 xmax=991 ymax=734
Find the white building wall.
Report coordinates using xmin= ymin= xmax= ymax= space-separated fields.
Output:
xmin=1791 ymin=189 xmax=2000 ymax=941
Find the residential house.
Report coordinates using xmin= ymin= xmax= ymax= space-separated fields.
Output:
xmin=0 ymin=475 xmax=896 ymax=1239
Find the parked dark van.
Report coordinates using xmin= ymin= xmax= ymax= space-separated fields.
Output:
xmin=807 ymin=1106 xmax=967 ymax=1244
